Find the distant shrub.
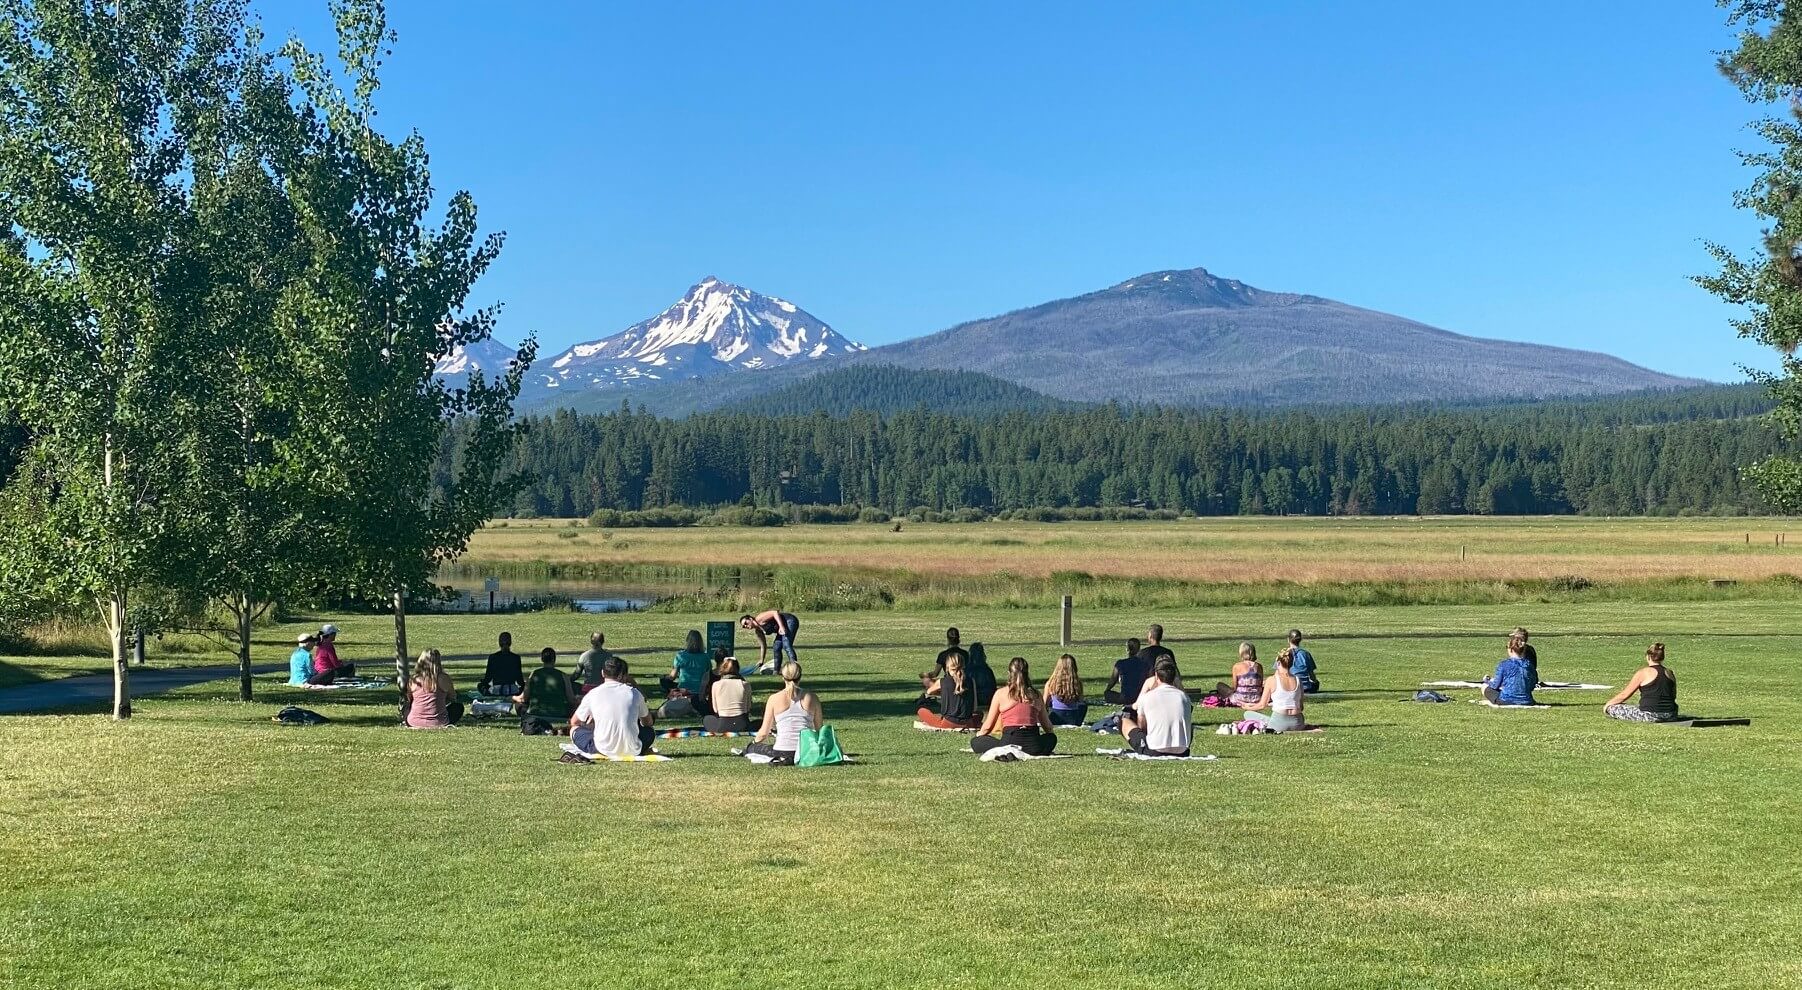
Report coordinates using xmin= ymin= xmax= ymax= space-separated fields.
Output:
xmin=703 ymin=506 xmax=786 ymax=527
xmin=785 ymin=503 xmax=864 ymax=524
xmin=587 ymin=507 xmax=704 ymax=528
xmin=994 ymin=506 xmax=1179 ymax=522
xmin=857 ymin=507 xmax=891 ymax=524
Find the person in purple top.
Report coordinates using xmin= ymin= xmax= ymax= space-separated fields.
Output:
xmin=1044 ymin=653 xmax=1088 ymax=726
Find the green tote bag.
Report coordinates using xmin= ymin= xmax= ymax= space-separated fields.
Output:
xmin=796 ymin=724 xmax=844 ymax=767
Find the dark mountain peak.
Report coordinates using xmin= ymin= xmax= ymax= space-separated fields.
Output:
xmin=1098 ymin=267 xmax=1321 ymax=309
xmin=863 ymin=266 xmax=1701 ymax=406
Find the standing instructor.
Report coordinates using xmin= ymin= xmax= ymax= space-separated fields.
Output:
xmin=741 ymin=609 xmax=801 ymax=674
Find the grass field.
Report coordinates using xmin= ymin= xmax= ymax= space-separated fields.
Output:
xmin=463 ymin=515 xmax=1802 ymax=584
xmin=3 ymin=599 xmax=1800 ymax=989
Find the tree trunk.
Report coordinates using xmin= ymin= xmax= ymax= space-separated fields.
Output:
xmin=109 ymin=588 xmax=131 ymax=720
xmin=393 ymin=589 xmax=410 ymax=715
xmin=237 ymin=591 xmax=254 ymax=702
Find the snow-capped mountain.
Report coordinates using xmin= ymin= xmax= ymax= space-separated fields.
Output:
xmin=434 ymin=338 xmax=520 ymax=385
xmin=528 ymin=277 xmax=864 ymax=395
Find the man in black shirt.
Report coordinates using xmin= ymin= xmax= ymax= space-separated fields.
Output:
xmin=1139 ymin=623 xmax=1175 ymax=666
xmin=479 ymin=631 xmax=524 ymax=695
xmin=1105 ymin=625 xmax=1181 ymax=709
xmin=1139 ymin=623 xmax=1179 ymax=687
xmin=919 ymin=627 xmax=969 ymax=691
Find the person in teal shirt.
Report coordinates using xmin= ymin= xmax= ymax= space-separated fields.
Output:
xmin=662 ymin=630 xmax=713 ymax=698
xmin=288 ymin=633 xmax=317 ymax=686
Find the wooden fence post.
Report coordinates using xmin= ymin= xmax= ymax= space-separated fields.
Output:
xmin=1060 ymin=595 xmax=1073 ymax=648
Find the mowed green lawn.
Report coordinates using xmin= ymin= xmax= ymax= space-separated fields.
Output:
xmin=2 ymin=604 xmax=1799 ymax=989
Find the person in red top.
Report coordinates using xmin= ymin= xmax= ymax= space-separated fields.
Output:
xmin=970 ymin=657 xmax=1057 ymax=756
xmin=306 ymin=624 xmax=355 ymax=686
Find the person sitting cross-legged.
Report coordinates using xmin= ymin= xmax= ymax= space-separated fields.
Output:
xmin=1043 ymin=653 xmax=1088 ymax=727
xmin=570 ymin=656 xmax=656 ymax=758
xmin=743 ymin=662 xmax=823 ymax=766
xmin=1604 ymin=643 xmax=1681 ymax=723
xmin=1102 ymin=638 xmax=1144 ymax=706
xmin=1121 ymin=659 xmax=1193 ymax=757
xmin=288 ymin=633 xmax=317 ymax=686
xmin=1482 ymin=635 xmax=1538 ymax=707
xmin=1285 ymin=628 xmax=1320 ymax=694
xmin=480 ymin=631 xmax=524 ymax=696
xmin=574 ymin=631 xmax=616 ymax=695
xmin=403 ymin=649 xmax=464 ymax=729
xmin=515 ymin=647 xmax=576 ymax=733
xmin=705 ymin=656 xmax=756 ymax=733
xmin=916 ymin=627 xmax=969 ymax=704
xmin=1219 ymin=641 xmax=1264 ymax=708
xmin=661 ymin=629 xmax=713 ymax=702
xmin=971 ymin=657 xmax=1058 ymax=757
xmin=1239 ymin=647 xmax=1307 ymax=732
xmin=306 ymin=624 xmax=354 ymax=685
xmin=915 ymin=653 xmax=979 ymax=729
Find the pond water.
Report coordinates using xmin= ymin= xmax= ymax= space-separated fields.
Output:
xmin=433 ymin=566 xmax=766 ymax=614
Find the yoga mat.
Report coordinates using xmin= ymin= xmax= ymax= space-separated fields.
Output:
xmin=1669 ymin=718 xmax=1751 ymax=728
xmin=307 ymin=678 xmax=392 ymax=690
xmin=656 ymin=728 xmax=754 ymax=739
xmin=558 ymin=742 xmax=671 ymax=763
xmin=1469 ymin=700 xmax=1551 ymax=709
xmin=1094 ymin=748 xmax=1219 ymax=762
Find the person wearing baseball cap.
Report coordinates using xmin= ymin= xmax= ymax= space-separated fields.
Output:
xmin=289 ymin=633 xmax=319 ymax=686
xmin=306 ymin=623 xmax=355 ymax=686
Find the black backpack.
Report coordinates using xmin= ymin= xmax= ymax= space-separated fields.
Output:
xmin=272 ymin=706 xmax=329 ymax=726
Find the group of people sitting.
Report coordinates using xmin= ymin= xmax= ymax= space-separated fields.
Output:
xmin=287 ymin=624 xmax=355 ymax=686
xmin=1477 ymin=626 xmax=1682 ymax=721
xmin=369 ymin=614 xmax=1684 ymax=760
xmin=911 ymin=623 xmax=1325 ymax=755
xmin=396 ymin=626 xmax=826 ymax=764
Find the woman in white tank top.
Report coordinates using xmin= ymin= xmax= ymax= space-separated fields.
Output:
xmin=1243 ymin=647 xmax=1308 ymax=732
xmin=744 ymin=662 xmax=822 ymax=765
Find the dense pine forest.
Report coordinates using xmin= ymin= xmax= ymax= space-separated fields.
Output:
xmin=494 ymin=384 xmax=1789 ymax=518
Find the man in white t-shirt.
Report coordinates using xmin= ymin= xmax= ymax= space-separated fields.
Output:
xmin=570 ymin=657 xmax=654 ymax=758
xmin=1121 ymin=659 xmax=1192 ymax=756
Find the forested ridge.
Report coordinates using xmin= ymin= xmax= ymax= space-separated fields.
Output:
xmin=494 ymin=385 xmax=1789 ymax=518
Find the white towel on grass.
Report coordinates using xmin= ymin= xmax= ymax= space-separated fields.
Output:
xmin=1424 ymin=680 xmax=1609 ymax=690
xmin=977 ymin=745 xmax=1074 ymax=762
xmin=1095 ymin=748 xmax=1219 ymax=761
xmin=728 ymin=749 xmax=858 ymax=766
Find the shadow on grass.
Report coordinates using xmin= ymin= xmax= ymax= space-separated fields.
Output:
xmin=0 ymin=659 xmax=58 ymax=691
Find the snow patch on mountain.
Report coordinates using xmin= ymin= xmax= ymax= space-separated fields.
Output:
xmin=434 ymin=338 xmax=520 ymax=382
xmin=528 ymin=277 xmax=864 ymax=393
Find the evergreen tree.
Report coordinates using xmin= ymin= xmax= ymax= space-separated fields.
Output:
xmin=1700 ymin=1 xmax=1802 ymax=511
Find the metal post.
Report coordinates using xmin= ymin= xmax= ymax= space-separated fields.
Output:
xmin=1060 ymin=595 xmax=1073 ymax=648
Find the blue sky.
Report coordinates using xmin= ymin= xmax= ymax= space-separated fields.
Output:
xmin=262 ymin=0 xmax=1775 ymax=380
